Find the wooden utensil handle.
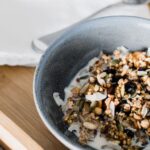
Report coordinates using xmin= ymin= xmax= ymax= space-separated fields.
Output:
xmin=0 ymin=111 xmax=43 ymax=150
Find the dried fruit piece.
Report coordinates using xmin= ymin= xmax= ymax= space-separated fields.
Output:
xmin=124 ymin=129 xmax=134 ymax=138
xmin=125 ymin=81 xmax=137 ymax=94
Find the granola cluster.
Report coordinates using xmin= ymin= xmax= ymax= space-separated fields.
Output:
xmin=63 ymin=47 xmax=150 ymax=150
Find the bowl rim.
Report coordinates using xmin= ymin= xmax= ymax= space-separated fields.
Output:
xmin=33 ymin=16 xmax=150 ymax=150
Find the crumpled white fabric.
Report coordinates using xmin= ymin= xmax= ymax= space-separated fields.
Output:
xmin=0 ymin=0 xmax=149 ymax=66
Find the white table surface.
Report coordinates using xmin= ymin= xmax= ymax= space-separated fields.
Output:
xmin=0 ymin=0 xmax=149 ymax=66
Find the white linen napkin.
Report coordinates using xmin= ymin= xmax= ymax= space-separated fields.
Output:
xmin=0 ymin=0 xmax=149 ymax=66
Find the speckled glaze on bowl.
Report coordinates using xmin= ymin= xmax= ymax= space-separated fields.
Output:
xmin=33 ymin=16 xmax=150 ymax=150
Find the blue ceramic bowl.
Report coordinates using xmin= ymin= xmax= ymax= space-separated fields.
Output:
xmin=33 ymin=16 xmax=150 ymax=150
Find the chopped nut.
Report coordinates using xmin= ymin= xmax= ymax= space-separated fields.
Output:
xmin=147 ymin=86 xmax=150 ymax=92
xmin=123 ymin=140 xmax=126 ymax=145
xmin=67 ymin=100 xmax=74 ymax=109
xmin=141 ymin=119 xmax=149 ymax=129
xmin=144 ymin=94 xmax=150 ymax=99
xmin=71 ymin=87 xmax=80 ymax=97
xmin=89 ymin=76 xmax=95 ymax=83
xmin=145 ymin=77 xmax=150 ymax=86
xmin=123 ymin=104 xmax=130 ymax=112
xmin=105 ymin=109 xmax=111 ymax=115
xmin=146 ymin=128 xmax=150 ymax=136
xmin=97 ymin=75 xmax=106 ymax=86
xmin=94 ymin=84 xmax=99 ymax=92
xmin=114 ymin=98 xmax=119 ymax=106
xmin=121 ymin=65 xmax=129 ymax=76
xmin=121 ymin=85 xmax=125 ymax=97
xmin=118 ymin=112 xmax=125 ymax=117
xmin=99 ymin=87 xmax=103 ymax=92
xmin=94 ymin=107 xmax=102 ymax=115
xmin=133 ymin=113 xmax=142 ymax=120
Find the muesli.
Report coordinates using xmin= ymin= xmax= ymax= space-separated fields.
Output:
xmin=60 ymin=47 xmax=150 ymax=150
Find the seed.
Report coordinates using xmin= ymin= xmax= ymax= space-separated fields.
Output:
xmin=142 ymin=75 xmax=148 ymax=82
xmin=94 ymin=107 xmax=102 ymax=115
xmin=133 ymin=113 xmax=142 ymax=120
xmin=137 ymin=121 xmax=141 ymax=129
xmin=83 ymin=122 xmax=97 ymax=130
xmin=141 ymin=104 xmax=148 ymax=118
xmin=141 ymin=119 xmax=150 ymax=129
xmin=80 ymin=83 xmax=89 ymax=94
xmin=121 ymin=85 xmax=125 ymax=97
xmin=82 ymin=103 xmax=90 ymax=115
